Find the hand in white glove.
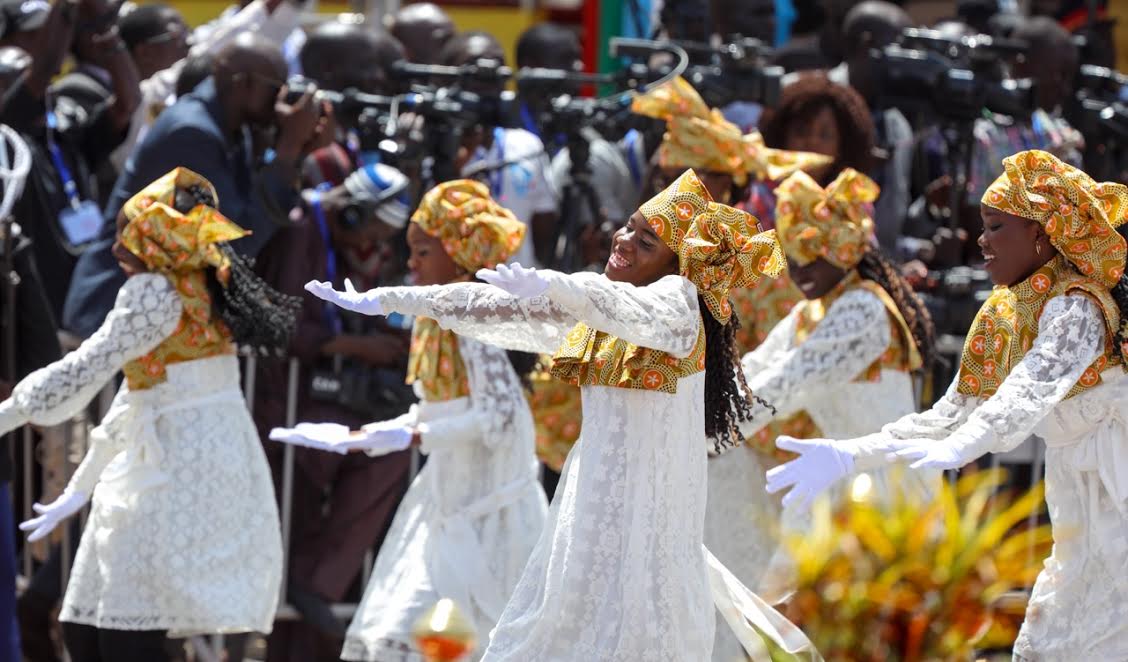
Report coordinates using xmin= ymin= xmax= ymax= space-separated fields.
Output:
xmin=269 ymin=423 xmax=353 ymax=454
xmin=354 ymin=421 xmax=414 ymax=456
xmin=20 ymin=490 xmax=89 ymax=542
xmin=765 ymin=436 xmax=856 ymax=510
xmin=476 ymin=263 xmax=548 ymax=299
xmin=304 ymin=278 xmax=384 ymax=316
xmin=887 ymin=439 xmax=970 ymax=471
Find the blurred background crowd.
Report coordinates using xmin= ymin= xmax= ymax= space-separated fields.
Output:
xmin=0 ymin=0 xmax=1126 ymax=659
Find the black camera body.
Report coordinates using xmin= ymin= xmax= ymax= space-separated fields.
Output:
xmin=871 ymin=28 xmax=1036 ymax=122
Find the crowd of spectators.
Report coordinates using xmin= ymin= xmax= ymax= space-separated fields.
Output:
xmin=0 ymin=0 xmax=1121 ymax=659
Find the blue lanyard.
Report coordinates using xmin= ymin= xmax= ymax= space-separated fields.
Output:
xmin=45 ymin=110 xmax=82 ymax=210
xmin=623 ymin=129 xmax=642 ymax=189
xmin=309 ymin=185 xmax=343 ymax=335
xmin=487 ymin=126 xmax=505 ymax=197
xmin=519 ymin=103 xmax=539 ymax=138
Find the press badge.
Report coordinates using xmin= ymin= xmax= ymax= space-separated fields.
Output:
xmin=58 ymin=199 xmax=103 ymax=246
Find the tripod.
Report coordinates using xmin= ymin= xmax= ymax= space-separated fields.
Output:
xmin=553 ymin=126 xmax=610 ymax=272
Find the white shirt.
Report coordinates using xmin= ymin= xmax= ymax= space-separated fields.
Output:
xmin=462 ymin=127 xmax=557 ymax=268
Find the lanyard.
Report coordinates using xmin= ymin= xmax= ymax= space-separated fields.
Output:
xmin=45 ymin=110 xmax=82 ymax=210
xmin=623 ymin=129 xmax=642 ymax=189
xmin=487 ymin=126 xmax=505 ymax=198
xmin=310 ymin=185 xmax=343 ymax=335
xmin=519 ymin=103 xmax=539 ymax=139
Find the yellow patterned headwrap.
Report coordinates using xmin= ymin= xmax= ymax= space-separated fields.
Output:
xmin=983 ymin=149 xmax=1128 ymax=289
xmin=411 ymin=179 xmax=527 ymax=273
xmin=120 ymin=168 xmax=248 ymax=285
xmin=639 ymin=169 xmax=784 ymax=323
xmin=775 ymin=168 xmax=879 ymax=270
xmin=631 ymin=76 xmax=832 ymax=186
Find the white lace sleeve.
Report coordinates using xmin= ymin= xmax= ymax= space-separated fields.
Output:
xmin=738 ymin=289 xmax=892 ymax=436
xmin=940 ymin=293 xmax=1105 ymax=459
xmin=851 ymin=293 xmax=1103 ymax=469
xmin=0 ymin=274 xmax=181 ymax=434
xmin=378 ymin=283 xmax=577 ymax=354
xmin=541 ymin=272 xmax=701 ymax=357
xmin=417 ymin=336 xmax=531 ymax=453
xmin=378 ymin=271 xmax=701 ymax=357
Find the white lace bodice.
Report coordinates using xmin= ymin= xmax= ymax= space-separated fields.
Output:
xmin=376 ymin=271 xmax=701 ymax=358
xmin=738 ymin=288 xmax=913 ymax=440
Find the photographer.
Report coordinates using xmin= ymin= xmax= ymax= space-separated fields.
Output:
xmin=443 ymin=31 xmax=558 ymax=268
xmin=387 ymin=2 xmax=454 ymax=66
xmin=253 ymin=148 xmax=413 ymax=660
xmin=515 ymin=23 xmax=643 ymax=271
xmin=60 ymin=33 xmax=327 ymax=339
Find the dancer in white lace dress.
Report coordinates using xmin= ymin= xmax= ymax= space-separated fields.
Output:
xmin=308 ymin=170 xmax=821 ymax=661
xmin=274 ymin=180 xmax=547 ymax=661
xmin=630 ymin=75 xmax=835 ymax=661
xmin=769 ymin=150 xmax=1128 ymax=661
xmin=0 ymin=169 xmax=290 ymax=660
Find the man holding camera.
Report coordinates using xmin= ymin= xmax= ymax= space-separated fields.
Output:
xmin=254 ymin=147 xmax=414 ymax=661
xmin=61 ymin=32 xmax=327 ymax=339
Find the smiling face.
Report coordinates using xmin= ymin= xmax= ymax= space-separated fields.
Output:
xmin=406 ymin=222 xmax=464 ymax=286
xmin=786 ymin=256 xmax=847 ymax=300
xmin=978 ymin=205 xmax=1056 ymax=287
xmin=604 ymin=211 xmax=679 ymax=286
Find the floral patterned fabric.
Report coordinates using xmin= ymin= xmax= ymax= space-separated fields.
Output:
xmin=526 ymin=356 xmax=582 ymax=473
xmin=630 ymin=76 xmax=831 ymax=186
xmin=983 ymin=149 xmax=1128 ymax=288
xmin=406 ymin=317 xmax=471 ymax=403
xmin=119 ymin=168 xmax=246 ymax=390
xmin=957 ymin=255 xmax=1120 ymax=399
xmin=411 ymin=179 xmax=526 ymax=273
xmin=775 ymin=168 xmax=879 ymax=270
xmin=638 ymin=169 xmax=783 ymax=324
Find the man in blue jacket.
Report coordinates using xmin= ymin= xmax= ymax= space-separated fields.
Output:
xmin=61 ymin=32 xmax=325 ymax=337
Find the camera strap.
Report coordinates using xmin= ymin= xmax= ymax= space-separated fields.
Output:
xmin=309 ymin=184 xmax=343 ymax=336
xmin=486 ymin=126 xmax=505 ymax=197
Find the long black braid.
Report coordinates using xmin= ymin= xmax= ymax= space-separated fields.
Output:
xmin=855 ymin=248 xmax=938 ymax=371
xmin=703 ymin=295 xmax=775 ymax=453
xmin=173 ymin=184 xmax=301 ymax=354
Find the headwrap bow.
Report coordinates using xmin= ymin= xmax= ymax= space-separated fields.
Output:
xmin=983 ymin=149 xmax=1128 ymax=288
xmin=775 ymin=168 xmax=879 ymax=270
xmin=631 ymin=76 xmax=832 ymax=186
xmin=120 ymin=167 xmax=248 ymax=285
xmin=411 ymin=179 xmax=527 ymax=273
xmin=639 ymin=169 xmax=784 ymax=323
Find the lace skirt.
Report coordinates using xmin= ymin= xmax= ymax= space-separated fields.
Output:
xmin=481 ymin=378 xmax=715 ymax=662
xmin=59 ymin=355 xmax=283 ymax=636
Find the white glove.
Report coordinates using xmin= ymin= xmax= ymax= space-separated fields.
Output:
xmin=354 ymin=421 xmax=414 ymax=456
xmin=269 ymin=423 xmax=353 ymax=454
xmin=765 ymin=436 xmax=856 ymax=510
xmin=476 ymin=263 xmax=548 ymax=299
xmin=304 ymin=278 xmax=384 ymax=316
xmin=887 ymin=439 xmax=972 ymax=471
xmin=19 ymin=490 xmax=89 ymax=542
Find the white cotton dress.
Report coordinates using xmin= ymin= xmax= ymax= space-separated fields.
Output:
xmin=0 ymin=273 xmax=283 ymax=635
xmin=706 ymin=286 xmax=928 ymax=660
xmin=340 ymin=335 xmax=547 ymax=661
xmin=843 ymin=293 xmax=1128 ymax=661
xmin=375 ymin=272 xmax=820 ymax=662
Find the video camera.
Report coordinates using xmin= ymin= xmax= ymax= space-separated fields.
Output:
xmin=871 ymin=28 xmax=1036 ymax=122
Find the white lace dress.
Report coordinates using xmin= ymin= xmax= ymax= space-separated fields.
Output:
xmin=341 ymin=335 xmax=547 ymax=662
xmin=0 ymin=273 xmax=283 ymax=635
xmin=844 ymin=294 xmax=1128 ymax=661
xmin=374 ymin=272 xmax=818 ymax=662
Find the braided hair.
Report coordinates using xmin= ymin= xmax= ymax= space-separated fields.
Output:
xmin=855 ymin=248 xmax=938 ymax=371
xmin=702 ymin=295 xmax=775 ymax=453
xmin=173 ymin=184 xmax=301 ymax=354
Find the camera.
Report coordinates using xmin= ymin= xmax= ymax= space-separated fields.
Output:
xmin=871 ymin=28 xmax=1036 ymax=122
